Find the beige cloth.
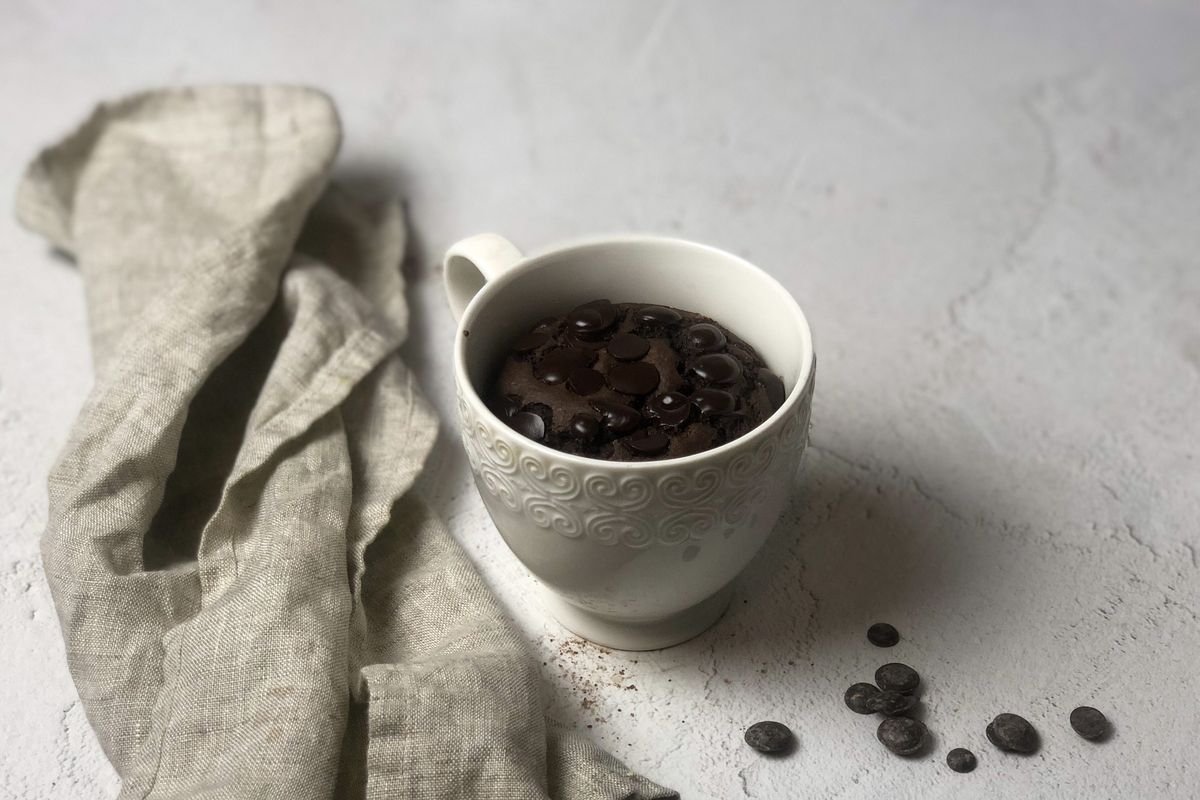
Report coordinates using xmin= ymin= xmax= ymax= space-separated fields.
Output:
xmin=18 ymin=86 xmax=675 ymax=800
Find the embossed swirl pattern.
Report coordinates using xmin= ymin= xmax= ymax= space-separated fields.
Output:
xmin=457 ymin=371 xmax=814 ymax=547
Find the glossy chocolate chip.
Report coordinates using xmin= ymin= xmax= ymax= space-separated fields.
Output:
xmin=875 ymin=663 xmax=920 ymax=695
xmin=569 ymin=413 xmax=601 ymax=440
xmin=509 ymin=411 xmax=545 ymax=441
xmin=867 ymin=622 xmax=900 ymax=647
xmin=645 ymin=392 xmax=691 ymax=426
xmin=692 ymin=387 xmax=737 ymax=416
xmin=744 ymin=721 xmax=794 ymax=754
xmin=512 ymin=330 xmax=550 ymax=354
xmin=1069 ymin=706 xmax=1110 ymax=741
xmin=877 ymin=717 xmax=928 ymax=756
xmin=986 ymin=713 xmax=1039 ymax=754
xmin=532 ymin=317 xmax=558 ymax=330
xmin=608 ymin=362 xmax=660 ymax=395
xmin=536 ymin=347 xmax=591 ymax=384
xmin=567 ymin=367 xmax=605 ymax=396
xmin=691 ymin=353 xmax=742 ymax=384
xmin=686 ymin=322 xmax=726 ymax=353
xmin=492 ymin=394 xmax=522 ymax=419
xmin=869 ymin=691 xmax=918 ymax=717
xmin=844 ymin=683 xmax=881 ymax=715
xmin=567 ymin=300 xmax=617 ymax=334
xmin=636 ymin=305 xmax=682 ymax=325
xmin=760 ymin=369 xmax=786 ymax=410
xmin=590 ymin=400 xmax=641 ymax=435
xmin=946 ymin=748 xmax=977 ymax=773
xmin=607 ymin=332 xmax=650 ymax=361
xmin=626 ymin=427 xmax=670 ymax=455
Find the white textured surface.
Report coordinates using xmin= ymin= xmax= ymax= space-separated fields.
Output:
xmin=2 ymin=2 xmax=1198 ymax=798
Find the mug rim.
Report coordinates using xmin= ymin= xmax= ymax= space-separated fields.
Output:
xmin=454 ymin=233 xmax=815 ymax=470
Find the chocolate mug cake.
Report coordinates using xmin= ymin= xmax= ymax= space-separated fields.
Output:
xmin=487 ymin=299 xmax=785 ymax=462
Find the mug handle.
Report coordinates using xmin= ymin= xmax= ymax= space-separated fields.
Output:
xmin=443 ymin=233 xmax=524 ymax=322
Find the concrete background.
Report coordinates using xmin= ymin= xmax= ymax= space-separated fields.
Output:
xmin=2 ymin=1 xmax=1199 ymax=797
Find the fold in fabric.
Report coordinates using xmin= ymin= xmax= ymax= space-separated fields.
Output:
xmin=18 ymin=86 xmax=675 ymax=800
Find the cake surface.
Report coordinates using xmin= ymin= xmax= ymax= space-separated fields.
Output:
xmin=486 ymin=300 xmax=786 ymax=461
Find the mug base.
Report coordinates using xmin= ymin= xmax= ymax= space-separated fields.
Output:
xmin=542 ymin=584 xmax=735 ymax=651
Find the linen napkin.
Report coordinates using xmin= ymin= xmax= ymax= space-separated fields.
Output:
xmin=17 ymin=85 xmax=675 ymax=800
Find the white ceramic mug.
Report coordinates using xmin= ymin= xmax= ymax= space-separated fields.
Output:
xmin=444 ymin=233 xmax=815 ymax=650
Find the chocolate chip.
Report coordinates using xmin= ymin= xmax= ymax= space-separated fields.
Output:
xmin=569 ymin=413 xmax=600 ymax=440
xmin=590 ymin=400 xmax=641 ymax=435
xmin=869 ymin=690 xmax=918 ymax=717
xmin=875 ymin=663 xmax=920 ymax=695
xmin=625 ymin=427 xmax=669 ymax=456
xmin=691 ymin=353 xmax=742 ymax=384
xmin=567 ymin=367 xmax=604 ymax=396
xmin=567 ymin=300 xmax=616 ymax=334
xmin=533 ymin=317 xmax=558 ymax=330
xmin=877 ymin=717 xmax=928 ymax=756
xmin=686 ymin=322 xmax=726 ymax=353
xmin=607 ymin=332 xmax=650 ymax=361
xmin=867 ymin=623 xmax=899 ymax=648
xmin=744 ymin=721 xmax=794 ymax=754
xmin=608 ymin=362 xmax=660 ymax=395
xmin=645 ymin=392 xmax=691 ymax=426
xmin=536 ymin=347 xmax=591 ymax=384
xmin=492 ymin=394 xmax=522 ymax=419
xmin=946 ymin=748 xmax=977 ymax=773
xmin=636 ymin=305 xmax=682 ymax=325
xmin=844 ymin=683 xmax=880 ymax=715
xmin=986 ymin=713 xmax=1039 ymax=754
xmin=760 ymin=369 xmax=786 ymax=410
xmin=509 ymin=411 xmax=545 ymax=441
xmin=512 ymin=330 xmax=550 ymax=354
xmin=1069 ymin=706 xmax=1110 ymax=741
xmin=692 ymin=387 xmax=737 ymax=416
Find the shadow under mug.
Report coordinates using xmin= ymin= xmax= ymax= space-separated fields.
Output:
xmin=445 ymin=233 xmax=816 ymax=650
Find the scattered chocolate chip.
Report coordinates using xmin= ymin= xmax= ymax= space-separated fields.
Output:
xmin=1069 ymin=706 xmax=1110 ymax=741
xmin=569 ymin=413 xmax=600 ymax=440
xmin=607 ymin=332 xmax=651 ymax=361
xmin=645 ymin=392 xmax=691 ymax=426
xmin=536 ymin=347 xmax=591 ymax=384
xmin=867 ymin=623 xmax=900 ymax=648
xmin=869 ymin=690 xmax=918 ymax=717
xmin=691 ymin=353 xmax=742 ymax=384
xmin=626 ymin=427 xmax=670 ymax=455
xmin=760 ymin=368 xmax=786 ymax=410
xmin=636 ymin=305 xmax=682 ymax=325
xmin=567 ymin=300 xmax=617 ymax=334
xmin=744 ymin=721 xmax=794 ymax=754
xmin=509 ymin=411 xmax=545 ymax=441
xmin=491 ymin=394 xmax=522 ymax=419
xmin=875 ymin=663 xmax=920 ymax=695
xmin=946 ymin=748 xmax=977 ymax=773
xmin=877 ymin=717 xmax=928 ymax=756
xmin=608 ymin=362 xmax=661 ymax=395
xmin=692 ymin=387 xmax=738 ymax=416
xmin=686 ymin=322 xmax=726 ymax=353
xmin=512 ymin=330 xmax=550 ymax=354
xmin=590 ymin=400 xmax=642 ymax=435
xmin=986 ymin=713 xmax=1039 ymax=754
xmin=567 ymin=367 xmax=604 ymax=396
xmin=844 ymin=683 xmax=881 ymax=715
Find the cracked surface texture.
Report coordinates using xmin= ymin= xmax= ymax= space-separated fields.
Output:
xmin=3 ymin=1 xmax=1199 ymax=798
